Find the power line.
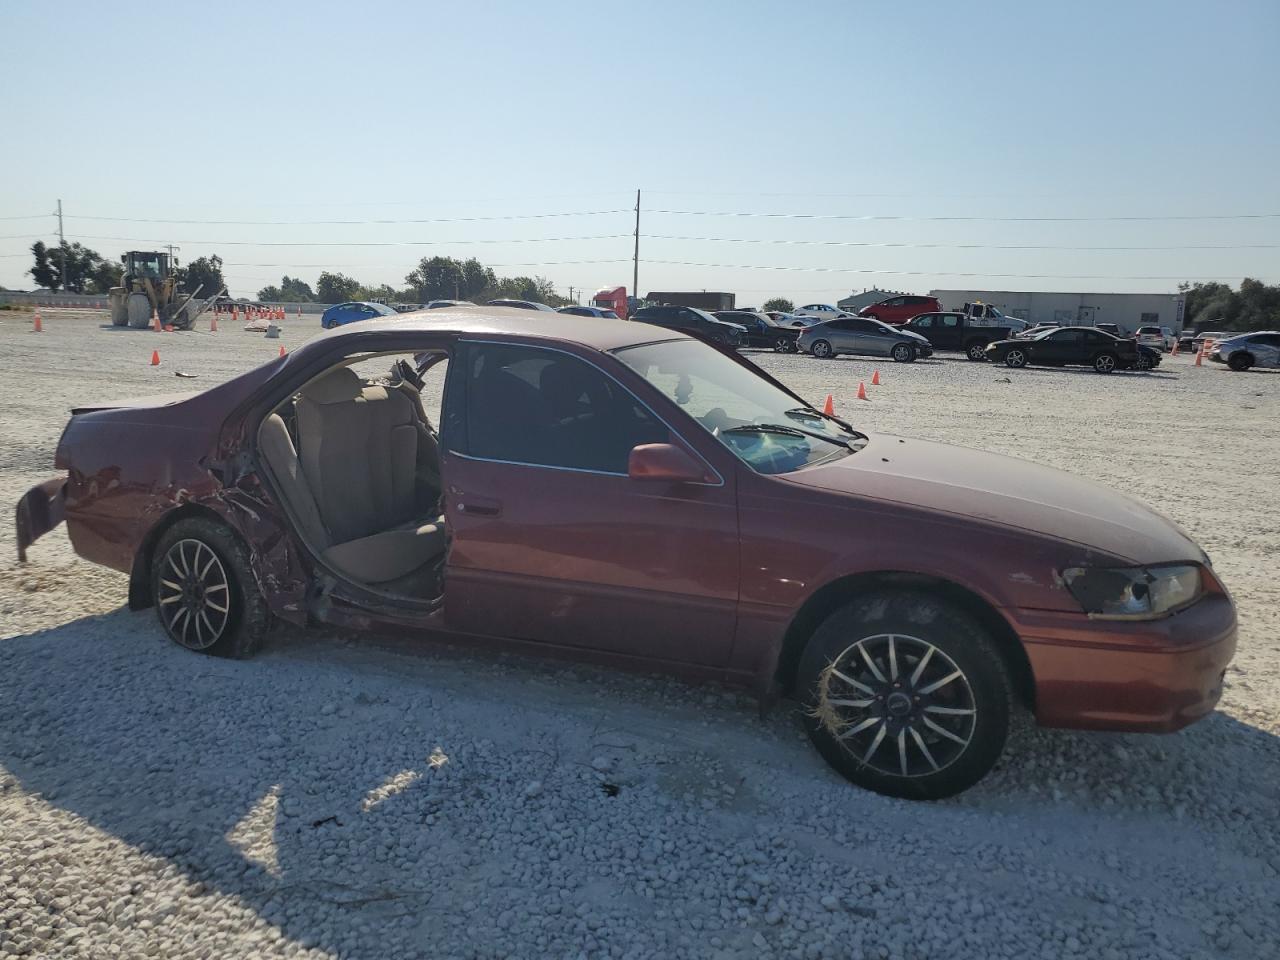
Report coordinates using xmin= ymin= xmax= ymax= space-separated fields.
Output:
xmin=64 ymin=209 xmax=630 ymax=226
xmin=648 ymin=209 xmax=1280 ymax=223
xmin=647 ymin=234 xmax=1280 ymax=252
xmin=0 ymin=214 xmax=51 ymax=221
xmin=644 ymin=259 xmax=1262 ymax=282
xmin=54 ymin=233 xmax=631 ymax=248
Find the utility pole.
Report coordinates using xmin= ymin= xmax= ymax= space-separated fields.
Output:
xmin=163 ymin=243 xmax=181 ymax=266
xmin=55 ymin=199 xmax=67 ymax=292
xmin=632 ymin=189 xmax=641 ymax=306
xmin=568 ymin=286 xmax=575 ymax=303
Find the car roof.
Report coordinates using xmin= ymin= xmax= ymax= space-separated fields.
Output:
xmin=312 ymin=304 xmax=691 ymax=352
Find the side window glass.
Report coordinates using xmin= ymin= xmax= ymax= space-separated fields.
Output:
xmin=914 ymin=315 xmax=934 ymax=328
xmin=940 ymin=315 xmax=959 ymax=328
xmin=459 ymin=344 xmax=667 ymax=474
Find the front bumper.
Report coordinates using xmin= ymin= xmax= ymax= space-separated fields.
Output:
xmin=15 ymin=476 xmax=67 ymax=562
xmin=1010 ymin=593 xmax=1237 ymax=733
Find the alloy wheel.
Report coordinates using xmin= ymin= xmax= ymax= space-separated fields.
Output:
xmin=812 ymin=340 xmax=833 ymax=358
xmin=1006 ymin=350 xmax=1026 ymax=368
xmin=967 ymin=343 xmax=986 ymax=361
xmin=1095 ymin=354 xmax=1116 ymax=373
xmin=892 ymin=344 xmax=912 ymax=362
xmin=157 ymin=539 xmax=231 ymax=651
xmin=816 ymin=633 xmax=977 ymax=778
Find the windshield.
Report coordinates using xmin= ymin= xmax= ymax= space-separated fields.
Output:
xmin=614 ymin=339 xmax=863 ymax=475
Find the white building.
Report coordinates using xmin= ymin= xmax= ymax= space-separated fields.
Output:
xmin=929 ymin=289 xmax=1186 ymax=335
xmin=837 ymin=288 xmax=907 ymax=312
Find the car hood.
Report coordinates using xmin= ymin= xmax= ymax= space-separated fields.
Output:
xmin=899 ymin=329 xmax=930 ymax=344
xmin=71 ymin=390 xmax=204 ymax=415
xmin=782 ymin=435 xmax=1203 ymax=565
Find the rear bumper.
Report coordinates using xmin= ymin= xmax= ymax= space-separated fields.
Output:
xmin=15 ymin=476 xmax=67 ymax=562
xmin=1011 ymin=594 xmax=1237 ymax=733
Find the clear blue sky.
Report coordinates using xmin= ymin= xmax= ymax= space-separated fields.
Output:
xmin=3 ymin=0 xmax=1277 ymax=302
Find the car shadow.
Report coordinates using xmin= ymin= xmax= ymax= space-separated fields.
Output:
xmin=3 ymin=610 xmax=1278 ymax=954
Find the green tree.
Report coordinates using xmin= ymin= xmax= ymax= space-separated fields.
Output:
xmin=258 ymin=275 xmax=315 ymax=302
xmin=28 ymin=240 xmax=117 ymax=293
xmin=762 ymin=297 xmax=794 ymax=312
xmin=404 ymin=256 xmax=467 ymax=301
xmin=178 ymin=255 xmax=226 ymax=297
xmin=29 ymin=241 xmax=57 ymax=289
xmin=316 ymin=271 xmax=362 ymax=304
xmin=460 ymin=258 xmax=496 ymax=299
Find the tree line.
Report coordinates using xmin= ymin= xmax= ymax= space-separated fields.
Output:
xmin=258 ymin=257 xmax=570 ymax=307
xmin=1179 ymin=279 xmax=1279 ymax=333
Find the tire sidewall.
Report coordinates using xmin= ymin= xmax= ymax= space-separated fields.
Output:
xmin=812 ymin=340 xmax=833 ymax=358
xmin=966 ymin=342 xmax=986 ymax=361
xmin=1094 ymin=352 xmax=1117 ymax=373
xmin=1005 ymin=350 xmax=1026 ymax=368
xmin=1228 ymin=352 xmax=1252 ymax=371
xmin=796 ymin=591 xmax=1012 ymax=800
xmin=892 ymin=343 xmax=914 ymax=363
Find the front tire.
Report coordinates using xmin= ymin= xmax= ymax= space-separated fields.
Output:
xmin=811 ymin=339 xmax=834 ymax=359
xmin=1004 ymin=349 xmax=1027 ymax=368
xmin=891 ymin=343 xmax=916 ymax=363
xmin=797 ymin=590 xmax=1012 ymax=800
xmin=1228 ymin=352 xmax=1254 ymax=371
xmin=151 ymin=518 xmax=269 ymax=659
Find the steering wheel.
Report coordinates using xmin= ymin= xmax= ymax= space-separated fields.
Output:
xmin=393 ymin=358 xmax=425 ymax=390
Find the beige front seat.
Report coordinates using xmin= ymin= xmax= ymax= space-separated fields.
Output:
xmin=259 ymin=367 xmax=444 ymax=585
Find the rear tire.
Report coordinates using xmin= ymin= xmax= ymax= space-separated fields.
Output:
xmin=151 ymin=518 xmax=269 ymax=659
xmin=1228 ymin=352 xmax=1254 ymax=371
xmin=796 ymin=590 xmax=1012 ymax=800
xmin=1093 ymin=352 xmax=1118 ymax=374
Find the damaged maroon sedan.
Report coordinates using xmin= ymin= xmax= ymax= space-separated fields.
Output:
xmin=16 ymin=309 xmax=1237 ymax=799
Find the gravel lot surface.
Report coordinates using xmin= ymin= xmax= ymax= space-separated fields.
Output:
xmin=2 ymin=309 xmax=1278 ymax=959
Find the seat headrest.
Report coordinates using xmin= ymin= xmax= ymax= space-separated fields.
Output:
xmin=301 ymin=367 xmax=363 ymax=404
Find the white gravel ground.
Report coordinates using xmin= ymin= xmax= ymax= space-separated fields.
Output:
xmin=1 ymin=309 xmax=1278 ymax=959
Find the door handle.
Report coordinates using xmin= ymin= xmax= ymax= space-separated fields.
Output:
xmin=457 ymin=496 xmax=502 ymax=517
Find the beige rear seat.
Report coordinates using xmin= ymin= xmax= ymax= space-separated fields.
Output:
xmin=259 ymin=367 xmax=444 ymax=585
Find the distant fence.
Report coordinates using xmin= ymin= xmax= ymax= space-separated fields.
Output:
xmin=0 ymin=292 xmax=330 ymax=315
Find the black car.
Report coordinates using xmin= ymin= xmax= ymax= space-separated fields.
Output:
xmin=713 ymin=310 xmax=800 ymax=352
xmin=985 ymin=327 xmax=1160 ymax=373
xmin=631 ymin=305 xmax=746 ymax=347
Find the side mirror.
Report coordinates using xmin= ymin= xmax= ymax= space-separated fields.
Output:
xmin=628 ymin=443 xmax=709 ymax=483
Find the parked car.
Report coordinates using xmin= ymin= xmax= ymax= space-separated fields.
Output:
xmin=425 ymin=299 xmax=472 ymax=310
xmin=793 ymin=303 xmax=845 ymax=321
xmin=1209 ymin=331 xmax=1280 ymax=371
xmin=1095 ymin=323 xmax=1122 ymax=336
xmin=1181 ymin=329 xmax=1244 ymax=353
xmin=320 ymin=301 xmax=399 ymax=329
xmin=487 ymin=299 xmax=557 ymax=312
xmin=1135 ymin=325 xmax=1175 ymax=352
xmin=858 ymin=295 xmax=942 ymax=325
xmin=985 ymin=327 xmax=1158 ymax=373
xmin=17 ymin=310 xmax=1236 ymax=801
xmin=798 ymin=315 xmax=933 ymax=362
xmin=1016 ymin=323 xmax=1061 ymax=339
xmin=902 ymin=312 xmax=1016 ymax=361
xmin=714 ymin=311 xmax=800 ymax=352
xmin=631 ymin=304 xmax=746 ymax=347
xmin=768 ymin=312 xmax=812 ymax=328
xmin=558 ymin=305 xmax=620 ymax=319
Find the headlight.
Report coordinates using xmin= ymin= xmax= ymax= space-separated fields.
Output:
xmin=1062 ymin=564 xmax=1203 ymax=619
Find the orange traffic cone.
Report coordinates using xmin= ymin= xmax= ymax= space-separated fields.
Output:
xmin=871 ymin=369 xmax=881 ymax=386
xmin=32 ymin=309 xmax=42 ymax=332
xmin=152 ymin=309 xmax=161 ymax=332
xmin=210 ymin=312 xmax=219 ymax=332
xmin=232 ymin=307 xmax=240 ymax=324
xmin=296 ymin=304 xmax=302 ymax=320
xmin=1195 ymin=341 xmax=1204 ymax=367
xmin=1170 ymin=338 xmax=1179 ymax=357
xmin=150 ymin=349 xmax=160 ymax=366
xmin=857 ymin=381 xmax=869 ymax=401
xmin=278 ymin=344 xmax=286 ymax=357
xmin=823 ymin=394 xmax=834 ymax=415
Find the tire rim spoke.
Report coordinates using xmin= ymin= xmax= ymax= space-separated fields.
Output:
xmin=160 ymin=539 xmax=230 ymax=651
xmin=819 ymin=632 xmax=977 ymax=779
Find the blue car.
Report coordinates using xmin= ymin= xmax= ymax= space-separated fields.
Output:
xmin=320 ymin=301 xmax=399 ymax=329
